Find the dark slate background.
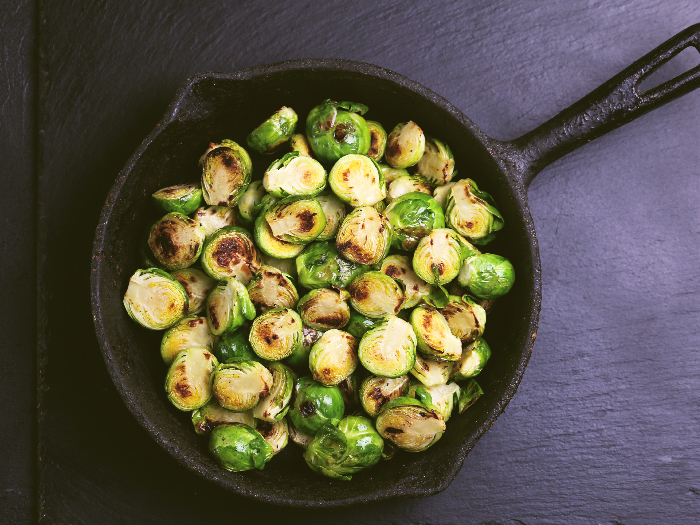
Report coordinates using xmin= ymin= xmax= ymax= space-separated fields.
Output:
xmin=2 ymin=0 xmax=700 ymax=523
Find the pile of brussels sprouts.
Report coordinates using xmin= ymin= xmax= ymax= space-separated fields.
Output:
xmin=122 ymin=99 xmax=515 ymax=480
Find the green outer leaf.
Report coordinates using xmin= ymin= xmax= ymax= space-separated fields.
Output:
xmin=384 ymin=192 xmax=445 ymax=251
xmin=296 ymin=242 xmax=369 ymax=290
xmin=152 ymin=183 xmax=202 ymax=214
xmin=209 ymin=424 xmax=274 ymax=472
xmin=288 ymin=378 xmax=345 ymax=435
xmin=306 ymin=100 xmax=372 ymax=163
xmin=247 ymin=106 xmax=298 ymax=153
xmin=457 ymin=379 xmax=483 ymax=413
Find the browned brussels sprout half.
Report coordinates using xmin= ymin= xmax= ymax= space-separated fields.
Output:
xmin=201 ymin=140 xmax=252 ymax=206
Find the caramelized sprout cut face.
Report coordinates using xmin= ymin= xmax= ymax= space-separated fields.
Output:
xmin=201 ymin=226 xmax=261 ymax=284
xmin=349 ymin=271 xmax=404 ymax=319
xmin=451 ymin=337 xmax=491 ymax=380
xmin=365 ymin=120 xmax=387 ymax=162
xmin=192 ymin=399 xmax=254 ymax=435
xmin=254 ymin=204 xmax=306 ymax=259
xmin=415 ymin=137 xmax=455 ymax=186
xmin=375 ymin=397 xmax=445 ymax=452
xmin=165 ymin=347 xmax=218 ymax=411
xmin=205 ymin=278 xmax=256 ymax=336
xmin=194 ymin=206 xmax=238 ymax=238
xmin=358 ymin=315 xmax=417 ymax=377
xmin=264 ymin=196 xmax=327 ymax=244
xmin=255 ymin=418 xmax=289 ymax=455
xmin=247 ymin=265 xmax=299 ymax=314
xmin=201 ymin=140 xmax=252 ymax=206
xmin=412 ymin=228 xmax=466 ymax=286
xmin=439 ymin=295 xmax=486 ymax=342
xmin=410 ymin=306 xmax=463 ymax=361
xmin=211 ymin=360 xmax=273 ymax=412
xmin=148 ymin=212 xmax=205 ymax=270
xmin=171 ymin=268 xmax=216 ymax=315
xmin=123 ymin=268 xmax=188 ymax=330
xmin=298 ymin=288 xmax=351 ymax=331
xmin=336 ymin=207 xmax=391 ymax=265
xmin=410 ymin=354 xmax=454 ymax=386
xmin=263 ymin=152 xmax=327 ymax=197
xmin=445 ymin=179 xmax=504 ymax=245
xmin=359 ymin=374 xmax=410 ymax=417
xmin=160 ymin=316 xmax=216 ymax=365
xmin=314 ymin=193 xmax=346 ymax=241
xmin=385 ymin=121 xmax=425 ymax=169
xmin=252 ymin=362 xmax=294 ymax=421
xmin=249 ymin=307 xmax=303 ymax=360
xmin=379 ymin=255 xmax=432 ymax=309
xmin=309 ymin=329 xmax=359 ymax=386
xmin=386 ymin=174 xmax=432 ymax=203
xmin=328 ymin=154 xmax=386 ymax=207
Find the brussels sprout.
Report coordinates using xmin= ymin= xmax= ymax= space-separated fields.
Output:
xmin=255 ymin=418 xmax=289 ymax=455
xmin=288 ymin=418 xmax=315 ymax=449
xmin=309 ymin=329 xmax=358 ymax=386
xmin=123 ymin=268 xmax=188 ymax=330
xmin=254 ymin=203 xmax=306 ymax=259
xmin=209 ymin=423 xmax=274 ymax=472
xmin=284 ymin=326 xmax=322 ymax=371
xmin=410 ymin=306 xmax=462 ymax=361
xmin=261 ymin=254 xmax=297 ymax=278
xmin=305 ymin=99 xmax=371 ymax=163
xmin=379 ymin=255 xmax=432 ymax=309
xmin=315 ymin=193 xmax=346 ymax=241
xmin=296 ymin=242 xmax=369 ymax=290
xmin=160 ymin=316 xmax=216 ymax=365
xmin=237 ymin=181 xmax=267 ymax=223
xmin=205 ymin=278 xmax=256 ymax=336
xmin=139 ymin=236 xmax=161 ymax=268
xmin=328 ymin=154 xmax=386 ymax=207
xmin=336 ymin=207 xmax=391 ymax=266
xmin=338 ymin=373 xmax=360 ymax=411
xmin=249 ymin=307 xmax=303 ymax=360
xmin=378 ymin=164 xmax=409 ymax=185
xmin=304 ymin=416 xmax=384 ymax=480
xmin=298 ymin=288 xmax=351 ymax=331
xmin=263 ymin=151 xmax=327 ymax=198
xmin=264 ymin=196 xmax=327 ymax=244
xmin=253 ymin=362 xmax=294 ymax=421
xmin=358 ymin=315 xmax=416 ymax=377
xmin=247 ymin=265 xmax=299 ymax=314
xmin=152 ymin=183 xmax=202 ymax=215
xmin=348 ymin=272 xmax=404 ymax=319
xmin=439 ymin=295 xmax=486 ymax=342
xmin=385 ymin=121 xmax=425 ymax=169
xmin=200 ymin=226 xmax=261 ymax=284
xmin=148 ymin=212 xmax=205 ymax=270
xmin=459 ymin=253 xmax=515 ymax=300
xmin=410 ymin=354 xmax=454 ymax=386
xmin=170 ymin=268 xmax=216 ymax=315
xmin=408 ymin=381 xmax=460 ymax=421
xmin=452 ymin=337 xmax=491 ymax=380
xmin=384 ymin=193 xmax=445 ymax=251
xmin=415 ymin=137 xmax=455 ymax=186
xmin=192 ymin=399 xmax=254 ymax=435
xmin=433 ymin=182 xmax=455 ymax=210
xmin=194 ymin=206 xmax=238 ymax=238
xmin=344 ymin=310 xmax=382 ymax=340
xmin=215 ymin=327 xmax=260 ymax=363
xmin=211 ymin=360 xmax=273 ymax=412
xmin=359 ymin=374 xmax=410 ymax=417
xmin=290 ymin=133 xmax=314 ymax=157
xmin=201 ymin=140 xmax=252 ymax=206
xmin=247 ymin=106 xmax=298 ymax=154
xmin=456 ymin=379 xmax=483 ymax=413
xmin=412 ymin=228 xmax=467 ymax=286
xmin=365 ymin=121 xmax=387 ymax=162
xmin=386 ymin=174 xmax=432 ymax=203
xmin=288 ymin=377 xmax=345 ymax=435
xmin=375 ymin=397 xmax=445 ymax=452
xmin=165 ymin=347 xmax=218 ymax=411
xmin=445 ymin=179 xmax=504 ymax=244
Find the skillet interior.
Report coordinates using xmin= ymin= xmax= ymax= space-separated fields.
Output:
xmin=91 ymin=60 xmax=541 ymax=506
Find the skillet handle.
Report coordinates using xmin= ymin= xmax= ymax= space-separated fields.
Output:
xmin=497 ymin=23 xmax=700 ymax=189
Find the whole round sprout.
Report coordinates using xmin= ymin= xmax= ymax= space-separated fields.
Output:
xmin=171 ymin=268 xmax=216 ymax=315
xmin=152 ymin=183 xmax=202 ymax=215
xmin=375 ymin=397 xmax=445 ymax=452
xmin=253 ymin=362 xmax=294 ymax=421
xmin=211 ymin=360 xmax=273 ymax=412
xmin=290 ymin=133 xmax=314 ymax=157
xmin=344 ymin=310 xmax=382 ymax=340
xmin=201 ymin=226 xmax=261 ymax=284
xmin=458 ymin=253 xmax=515 ymax=299
xmin=415 ymin=137 xmax=455 ymax=186
xmin=336 ymin=207 xmax=391 ymax=266
xmin=379 ymin=255 xmax=432 ymax=309
xmin=358 ymin=315 xmax=417 ymax=377
xmin=348 ymin=271 xmax=404 ymax=319
xmin=249 ymin=307 xmax=303 ymax=360
xmin=410 ymin=354 xmax=454 ymax=386
xmin=160 ymin=316 xmax=216 ymax=365
xmin=451 ymin=337 xmax=492 ymax=380
xmin=194 ymin=206 xmax=238 ymax=238
xmin=314 ymin=193 xmax=346 ymax=241
xmin=148 ymin=212 xmax=205 ymax=270
xmin=123 ymin=268 xmax=188 ymax=330
xmin=386 ymin=174 xmax=432 ymax=203
xmin=201 ymin=140 xmax=252 ymax=206
xmin=409 ymin=381 xmax=460 ymax=422
xmin=215 ymin=327 xmax=260 ymax=363
xmin=410 ymin=306 xmax=463 ymax=361
xmin=237 ymin=181 xmax=267 ymax=223
xmin=385 ymin=121 xmax=425 ymax=169
xmin=309 ymin=329 xmax=359 ymax=386
xmin=209 ymin=424 xmax=274 ymax=472
xmin=365 ymin=120 xmax=387 ymax=162
xmin=247 ymin=265 xmax=299 ymax=314
xmin=445 ymin=179 xmax=504 ymax=245
xmin=254 ymin=203 xmax=306 ymax=259
xmin=192 ymin=399 xmax=254 ymax=435
xmin=247 ymin=106 xmax=298 ymax=154
xmin=205 ymin=278 xmax=256 ymax=336
xmin=328 ymin=154 xmax=386 ymax=207
xmin=384 ymin=192 xmax=445 ymax=251
xmin=255 ymin=418 xmax=289 ymax=455
xmin=165 ymin=347 xmax=218 ymax=411
xmin=439 ymin=295 xmax=486 ymax=343
xmin=305 ymin=99 xmax=371 ymax=163
xmin=263 ymin=151 xmax=327 ymax=198
xmin=288 ymin=377 xmax=345 ymax=435
xmin=284 ymin=326 xmax=322 ymax=371
xmin=412 ymin=228 xmax=468 ymax=286
xmin=298 ymin=288 xmax=351 ymax=331
xmin=264 ymin=196 xmax=327 ymax=244
xmin=359 ymin=374 xmax=410 ymax=417
xmin=296 ymin=242 xmax=369 ymax=290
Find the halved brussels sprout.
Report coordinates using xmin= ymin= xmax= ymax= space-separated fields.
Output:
xmin=358 ymin=315 xmax=416 ymax=377
xmin=458 ymin=253 xmax=515 ymax=300
xmin=304 ymin=416 xmax=384 ymax=480
xmin=247 ymin=106 xmax=298 ymax=154
xmin=410 ymin=306 xmax=462 ymax=361
xmin=160 ymin=316 xmax=216 ymax=365
xmin=366 ymin=120 xmax=387 ymax=162
xmin=348 ymin=271 xmax=404 ymax=318
xmin=194 ymin=206 xmax=238 ymax=238
xmin=215 ymin=327 xmax=260 ymax=363
xmin=298 ymin=288 xmax=351 ymax=331
xmin=249 ymin=307 xmax=303 ymax=360
xmin=338 ymin=373 xmax=360 ymax=411
xmin=288 ymin=377 xmax=345 ymax=435
xmin=247 ymin=265 xmax=299 ymax=314
xmin=452 ymin=337 xmax=491 ymax=380
xmin=433 ymin=182 xmax=455 ymax=210
xmin=328 ymin=154 xmax=386 ymax=207
xmin=378 ymin=164 xmax=409 ymax=185
xmin=344 ymin=310 xmax=382 ymax=340
xmin=445 ymin=179 xmax=504 ymax=244
xmin=284 ymin=326 xmax=322 ymax=371
xmin=264 ymin=196 xmax=327 ymax=244
xmin=253 ymin=362 xmax=294 ymax=421
xmin=375 ymin=397 xmax=445 ymax=452
xmin=456 ymin=378 xmax=483 ymax=413
xmin=415 ymin=137 xmax=455 ymax=185
xmin=315 ymin=193 xmax=346 ymax=241
xmin=201 ymin=140 xmax=252 ymax=206
xmin=410 ymin=354 xmax=454 ymax=386
xmin=408 ymin=381 xmax=460 ymax=421
xmin=192 ymin=399 xmax=254 ymax=435
xmin=261 ymin=254 xmax=297 ymax=278
xmin=123 ymin=268 xmax=188 ymax=330
xmin=170 ymin=268 xmax=216 ymax=315
xmin=263 ymin=151 xmax=327 ymax=197
xmin=336 ymin=206 xmax=391 ymax=265
xmin=254 ymin=204 xmax=306 ymax=259
xmin=309 ymin=329 xmax=358 ymax=386
xmin=412 ymin=228 xmax=466 ymax=286
xmin=385 ymin=121 xmax=425 ymax=169
xmin=148 ymin=212 xmax=205 ymax=270
xmin=205 ymin=278 xmax=256 ymax=336
xmin=305 ymin=99 xmax=371 ymax=163
xmin=359 ymin=374 xmax=410 ymax=417
xmin=439 ymin=295 xmax=486 ymax=342
xmin=296 ymin=242 xmax=368 ymax=290
xmin=165 ymin=347 xmax=218 ymax=411
xmin=152 ymin=183 xmax=202 ymax=214
xmin=290 ymin=133 xmax=313 ymax=157
xmin=386 ymin=174 xmax=432 ymax=203
xmin=209 ymin=423 xmax=273 ymax=472
xmin=288 ymin=418 xmax=315 ymax=449
xmin=237 ymin=181 xmax=267 ymax=223
xmin=379 ymin=255 xmax=432 ymax=309
xmin=255 ymin=418 xmax=289 ymax=455
xmin=211 ymin=360 xmax=273 ymax=412
xmin=201 ymin=226 xmax=261 ymax=284
xmin=384 ymin=192 xmax=445 ymax=251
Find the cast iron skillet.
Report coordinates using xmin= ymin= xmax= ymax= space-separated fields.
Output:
xmin=91 ymin=25 xmax=700 ymax=506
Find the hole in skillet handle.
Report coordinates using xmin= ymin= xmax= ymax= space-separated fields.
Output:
xmin=638 ymin=46 xmax=700 ymax=95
